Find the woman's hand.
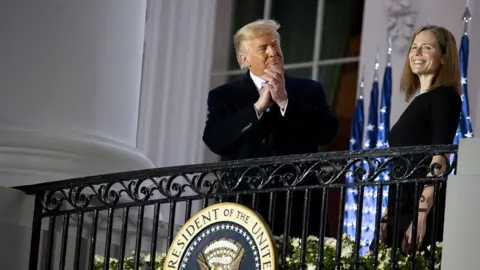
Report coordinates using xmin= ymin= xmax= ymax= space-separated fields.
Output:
xmin=379 ymin=208 xmax=388 ymax=243
xmin=402 ymin=214 xmax=427 ymax=253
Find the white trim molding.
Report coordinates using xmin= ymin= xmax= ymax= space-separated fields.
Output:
xmin=0 ymin=125 xmax=154 ymax=187
xmin=387 ymin=0 xmax=417 ymax=54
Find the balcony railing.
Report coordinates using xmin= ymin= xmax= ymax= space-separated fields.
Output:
xmin=15 ymin=144 xmax=457 ymax=270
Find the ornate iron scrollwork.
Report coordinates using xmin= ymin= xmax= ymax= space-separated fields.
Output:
xmin=19 ymin=145 xmax=456 ymax=214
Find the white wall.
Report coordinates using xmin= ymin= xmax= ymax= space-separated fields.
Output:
xmin=360 ymin=0 xmax=476 ymax=132
xmin=0 ymin=2 xmax=220 ymax=263
xmin=442 ymin=138 xmax=480 ymax=269
xmin=0 ymin=188 xmax=35 ymax=270
xmin=0 ymin=0 xmax=154 ymax=186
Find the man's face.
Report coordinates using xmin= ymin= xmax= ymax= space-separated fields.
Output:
xmin=242 ymin=34 xmax=283 ymax=76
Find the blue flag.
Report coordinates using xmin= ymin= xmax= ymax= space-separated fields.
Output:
xmin=452 ymin=23 xmax=474 ymax=173
xmin=360 ymin=64 xmax=393 ymax=253
xmin=357 ymin=77 xmax=379 ymax=253
xmin=456 ymin=32 xmax=474 ymax=141
xmin=364 ymin=81 xmax=379 ymax=150
xmin=377 ymin=65 xmax=392 ymax=223
xmin=344 ymin=86 xmax=365 ymax=239
xmin=377 ymin=66 xmax=392 ymax=149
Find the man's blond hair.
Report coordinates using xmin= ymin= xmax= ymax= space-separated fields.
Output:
xmin=233 ymin=19 xmax=280 ymax=69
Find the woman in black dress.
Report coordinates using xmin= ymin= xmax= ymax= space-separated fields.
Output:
xmin=378 ymin=25 xmax=462 ymax=253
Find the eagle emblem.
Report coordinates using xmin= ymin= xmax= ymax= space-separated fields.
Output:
xmin=197 ymin=238 xmax=245 ymax=270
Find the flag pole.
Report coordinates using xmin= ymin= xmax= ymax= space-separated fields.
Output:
xmin=374 ymin=49 xmax=379 ymax=82
xmin=463 ymin=6 xmax=471 ymax=35
xmin=359 ymin=66 xmax=365 ymax=100
xmin=387 ymin=36 xmax=392 ymax=67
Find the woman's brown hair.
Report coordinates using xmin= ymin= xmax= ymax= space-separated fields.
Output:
xmin=400 ymin=25 xmax=461 ymax=102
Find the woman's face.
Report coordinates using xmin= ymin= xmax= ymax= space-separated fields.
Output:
xmin=408 ymin=30 xmax=443 ymax=76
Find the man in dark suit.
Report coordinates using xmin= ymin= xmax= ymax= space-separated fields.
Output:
xmin=202 ymin=20 xmax=339 ymax=238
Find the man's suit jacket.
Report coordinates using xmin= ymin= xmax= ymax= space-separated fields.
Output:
xmin=202 ymin=71 xmax=338 ymax=237
xmin=203 ymin=71 xmax=339 ymax=161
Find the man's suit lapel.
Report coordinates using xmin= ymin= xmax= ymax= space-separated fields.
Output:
xmin=284 ymin=74 xmax=294 ymax=96
xmin=240 ymin=71 xmax=259 ymax=103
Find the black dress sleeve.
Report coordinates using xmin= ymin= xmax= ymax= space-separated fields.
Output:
xmin=202 ymin=90 xmax=261 ymax=155
xmin=430 ymin=86 xmax=462 ymax=145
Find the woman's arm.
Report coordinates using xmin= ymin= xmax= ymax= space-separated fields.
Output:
xmin=419 ymin=87 xmax=461 ymax=216
xmin=418 ymin=154 xmax=449 ymax=217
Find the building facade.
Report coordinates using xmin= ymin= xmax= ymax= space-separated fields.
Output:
xmin=0 ymin=0 xmax=478 ymax=184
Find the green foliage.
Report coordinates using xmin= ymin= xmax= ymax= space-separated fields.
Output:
xmin=93 ymin=235 xmax=442 ymax=269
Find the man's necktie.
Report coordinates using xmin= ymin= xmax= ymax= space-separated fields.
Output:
xmin=261 ymin=82 xmax=270 ymax=113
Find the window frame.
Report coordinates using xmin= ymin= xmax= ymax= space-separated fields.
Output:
xmin=210 ymin=0 xmax=360 ymax=80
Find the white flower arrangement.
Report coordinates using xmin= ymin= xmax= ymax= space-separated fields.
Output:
xmin=274 ymin=234 xmax=442 ymax=269
xmin=94 ymin=252 xmax=166 ymax=270
xmin=94 ymin=235 xmax=442 ymax=269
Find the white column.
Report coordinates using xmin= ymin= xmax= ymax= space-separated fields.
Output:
xmin=359 ymin=0 xmax=469 ymax=131
xmin=136 ymin=0 xmax=217 ymax=168
xmin=0 ymin=0 xmax=154 ymax=186
xmin=135 ymin=0 xmax=218 ymax=229
xmin=442 ymin=138 xmax=479 ymax=269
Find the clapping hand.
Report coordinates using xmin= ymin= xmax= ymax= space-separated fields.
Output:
xmin=254 ymin=86 xmax=274 ymax=114
xmin=261 ymin=64 xmax=288 ymax=109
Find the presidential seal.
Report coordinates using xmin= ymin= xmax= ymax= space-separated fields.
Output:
xmin=163 ymin=202 xmax=276 ymax=270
